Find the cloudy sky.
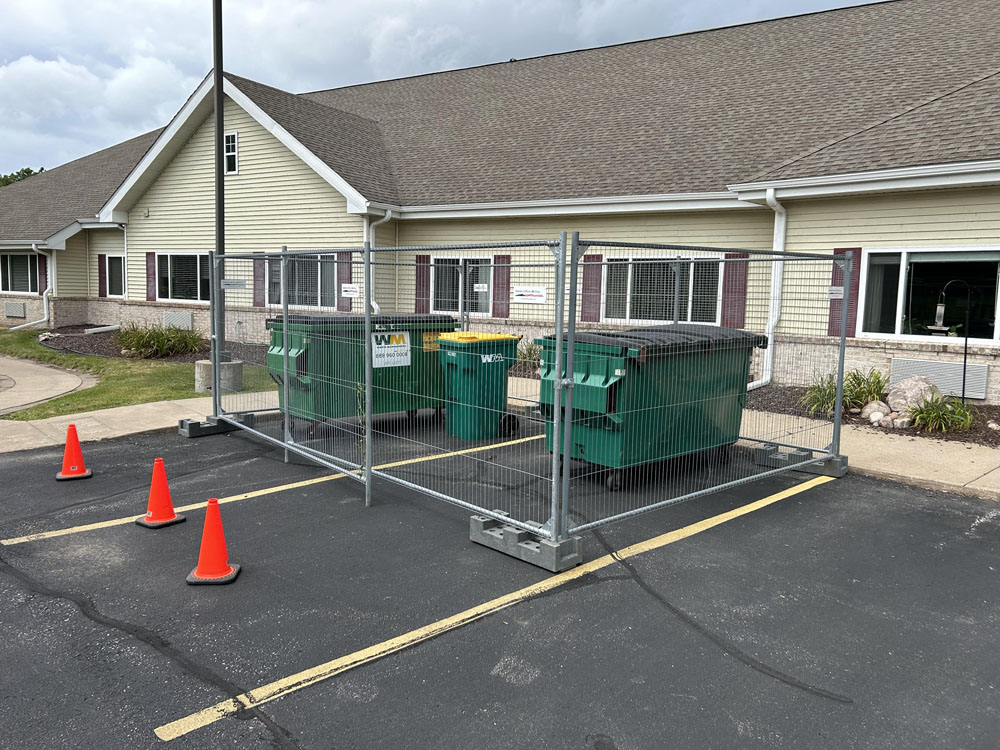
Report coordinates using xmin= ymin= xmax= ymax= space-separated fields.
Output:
xmin=0 ymin=0 xmax=881 ymax=174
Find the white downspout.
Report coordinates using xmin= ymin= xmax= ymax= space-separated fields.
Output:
xmin=11 ymin=244 xmax=54 ymax=331
xmin=748 ymin=187 xmax=786 ymax=390
xmin=366 ymin=209 xmax=394 ymax=315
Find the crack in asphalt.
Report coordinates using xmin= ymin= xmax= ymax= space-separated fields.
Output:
xmin=0 ymin=552 xmax=302 ymax=749
xmin=589 ymin=526 xmax=854 ymax=705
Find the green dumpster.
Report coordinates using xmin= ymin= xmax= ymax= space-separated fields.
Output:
xmin=538 ymin=324 xmax=767 ymax=486
xmin=438 ymin=332 xmax=522 ymax=441
xmin=266 ymin=314 xmax=459 ymax=425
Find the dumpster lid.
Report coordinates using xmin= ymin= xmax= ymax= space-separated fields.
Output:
xmin=438 ymin=332 xmax=522 ymax=343
xmin=267 ymin=314 xmax=457 ymax=326
xmin=542 ymin=324 xmax=767 ymax=354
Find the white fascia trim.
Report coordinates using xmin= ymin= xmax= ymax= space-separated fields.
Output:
xmin=223 ymin=80 xmax=369 ymax=213
xmin=366 ymin=191 xmax=753 ymax=220
xmin=0 ymin=241 xmax=47 ymax=250
xmin=44 ymin=221 xmax=123 ymax=250
xmin=99 ymin=73 xmax=215 ymax=222
xmin=729 ymin=159 xmax=1000 ymax=201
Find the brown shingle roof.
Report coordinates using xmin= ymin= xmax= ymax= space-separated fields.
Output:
xmin=0 ymin=129 xmax=161 ymax=241
xmin=299 ymin=0 xmax=1000 ymax=204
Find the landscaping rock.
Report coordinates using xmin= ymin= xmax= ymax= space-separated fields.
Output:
xmin=887 ymin=376 xmax=939 ymax=413
xmin=869 ymin=411 xmax=885 ymax=424
xmin=988 ymin=421 xmax=1000 ymax=431
xmin=861 ymin=400 xmax=890 ymax=419
xmin=879 ymin=416 xmax=894 ymax=428
xmin=894 ymin=417 xmax=913 ymax=429
xmin=849 ymin=407 xmax=862 ymax=414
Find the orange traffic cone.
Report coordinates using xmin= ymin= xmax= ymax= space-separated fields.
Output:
xmin=55 ymin=424 xmax=92 ymax=481
xmin=136 ymin=458 xmax=185 ymax=529
xmin=186 ymin=499 xmax=240 ymax=585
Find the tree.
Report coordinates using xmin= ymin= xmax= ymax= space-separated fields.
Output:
xmin=0 ymin=167 xmax=44 ymax=188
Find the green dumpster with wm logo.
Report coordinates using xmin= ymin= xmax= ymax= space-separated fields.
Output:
xmin=266 ymin=314 xmax=459 ymax=425
xmin=537 ymin=324 xmax=767 ymax=488
xmin=438 ymin=332 xmax=522 ymax=440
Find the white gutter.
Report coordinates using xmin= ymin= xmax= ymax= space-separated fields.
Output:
xmin=11 ymin=244 xmax=54 ymax=331
xmin=366 ymin=209 xmax=394 ymax=315
xmin=748 ymin=188 xmax=786 ymax=391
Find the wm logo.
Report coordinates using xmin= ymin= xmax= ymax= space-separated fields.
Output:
xmin=374 ymin=333 xmax=407 ymax=345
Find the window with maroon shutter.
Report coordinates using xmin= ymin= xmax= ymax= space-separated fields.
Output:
xmin=827 ymin=248 xmax=861 ymax=337
xmin=98 ymin=254 xmax=107 ymax=297
xmin=581 ymin=254 xmax=603 ymax=322
xmin=37 ymin=255 xmax=47 ymax=295
xmin=145 ymin=253 xmax=156 ymax=300
xmin=336 ymin=251 xmax=352 ymax=312
xmin=492 ymin=254 xmax=510 ymax=318
xmin=415 ymin=255 xmax=431 ymax=313
xmin=720 ymin=253 xmax=748 ymax=328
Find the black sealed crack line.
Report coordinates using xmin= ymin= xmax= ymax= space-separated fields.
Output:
xmin=590 ymin=528 xmax=853 ymax=705
xmin=0 ymin=554 xmax=302 ymax=748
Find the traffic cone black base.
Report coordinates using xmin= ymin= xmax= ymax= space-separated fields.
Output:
xmin=186 ymin=563 xmax=240 ymax=585
xmin=136 ymin=514 xmax=186 ymax=529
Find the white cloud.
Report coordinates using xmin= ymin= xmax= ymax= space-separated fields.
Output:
xmin=0 ymin=0 xmax=877 ymax=173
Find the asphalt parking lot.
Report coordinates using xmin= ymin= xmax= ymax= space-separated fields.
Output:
xmin=0 ymin=428 xmax=998 ymax=749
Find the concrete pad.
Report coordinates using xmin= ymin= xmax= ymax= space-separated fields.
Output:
xmin=0 ymin=355 xmax=92 ymax=415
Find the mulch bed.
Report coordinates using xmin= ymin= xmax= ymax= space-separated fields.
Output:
xmin=747 ymin=384 xmax=1000 ymax=449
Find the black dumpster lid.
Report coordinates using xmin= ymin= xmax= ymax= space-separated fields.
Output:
xmin=543 ymin=324 xmax=767 ymax=354
xmin=267 ymin=314 xmax=457 ymax=326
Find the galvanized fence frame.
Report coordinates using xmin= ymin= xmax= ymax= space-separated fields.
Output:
xmin=205 ymin=236 xmax=851 ymax=564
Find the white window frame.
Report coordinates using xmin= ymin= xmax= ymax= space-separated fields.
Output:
xmin=104 ymin=254 xmax=126 ymax=298
xmin=265 ymin=255 xmax=341 ymax=310
xmin=429 ymin=256 xmax=494 ymax=317
xmin=156 ymin=253 xmax=211 ymax=304
xmin=856 ymin=245 xmax=1000 ymax=346
xmin=600 ymin=255 xmax=723 ymax=325
xmin=224 ymin=130 xmax=239 ymax=175
xmin=0 ymin=253 xmax=40 ymax=295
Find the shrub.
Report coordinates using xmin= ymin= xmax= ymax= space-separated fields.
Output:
xmin=908 ymin=393 xmax=975 ymax=433
xmin=114 ymin=324 xmax=205 ymax=359
xmin=844 ymin=367 xmax=889 ymax=408
xmin=512 ymin=340 xmax=542 ymax=377
xmin=799 ymin=373 xmax=838 ymax=418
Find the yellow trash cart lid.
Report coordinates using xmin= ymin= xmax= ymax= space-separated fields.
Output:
xmin=437 ymin=332 xmax=522 ymax=343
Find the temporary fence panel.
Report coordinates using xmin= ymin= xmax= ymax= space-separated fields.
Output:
xmin=205 ymin=235 xmax=850 ymax=568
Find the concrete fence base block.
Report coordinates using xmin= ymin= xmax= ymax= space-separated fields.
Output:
xmin=194 ymin=359 xmax=244 ymax=394
xmin=470 ymin=514 xmax=583 ymax=572
xmin=178 ymin=416 xmax=240 ymax=438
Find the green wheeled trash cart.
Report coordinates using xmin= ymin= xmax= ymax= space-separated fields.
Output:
xmin=266 ymin=314 xmax=459 ymax=433
xmin=537 ymin=324 xmax=767 ymax=490
xmin=438 ymin=332 xmax=522 ymax=441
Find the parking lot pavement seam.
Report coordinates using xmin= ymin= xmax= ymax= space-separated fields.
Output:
xmin=0 ymin=551 xmax=302 ymax=749
xmin=154 ymin=475 xmax=834 ymax=742
xmin=592 ymin=526 xmax=853 ymax=705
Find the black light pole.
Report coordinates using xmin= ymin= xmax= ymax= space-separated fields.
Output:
xmin=212 ymin=0 xmax=228 ymax=364
xmin=936 ymin=279 xmax=971 ymax=403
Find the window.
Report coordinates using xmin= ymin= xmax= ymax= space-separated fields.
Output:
xmin=157 ymin=254 xmax=211 ymax=301
xmin=1 ymin=254 xmax=39 ymax=294
xmin=860 ymin=248 xmax=1000 ymax=341
xmin=432 ymin=258 xmax=491 ymax=315
xmin=604 ymin=257 xmax=720 ymax=323
xmin=224 ymin=131 xmax=238 ymax=174
xmin=267 ymin=255 xmax=338 ymax=307
xmin=105 ymin=255 xmax=125 ymax=297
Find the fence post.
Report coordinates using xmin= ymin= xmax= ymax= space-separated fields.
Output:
xmin=209 ymin=251 xmax=220 ymax=419
xmin=831 ymin=250 xmax=852 ymax=456
xmin=559 ymin=232 xmax=581 ymax=537
xmin=548 ymin=233 xmax=568 ymax=541
xmin=672 ymin=259 xmax=682 ymax=324
xmin=281 ymin=249 xmax=291 ymax=463
xmin=362 ymin=241 xmax=375 ymax=507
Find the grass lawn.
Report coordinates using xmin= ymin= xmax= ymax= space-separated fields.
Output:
xmin=0 ymin=329 xmax=201 ymax=421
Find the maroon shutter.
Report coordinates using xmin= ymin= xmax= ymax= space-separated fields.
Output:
xmin=581 ymin=254 xmax=603 ymax=322
xmin=97 ymin=254 xmax=107 ymax=298
xmin=720 ymin=253 xmax=748 ymax=328
xmin=37 ymin=255 xmax=48 ymax=295
xmin=145 ymin=253 xmax=157 ymax=301
xmin=415 ymin=255 xmax=431 ymax=314
xmin=492 ymin=254 xmax=510 ymax=318
xmin=336 ymin=251 xmax=352 ymax=312
xmin=252 ymin=256 xmax=266 ymax=307
xmin=827 ymin=248 xmax=861 ymax=337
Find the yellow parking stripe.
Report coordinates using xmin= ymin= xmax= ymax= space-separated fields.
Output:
xmin=154 ymin=475 xmax=834 ymax=742
xmin=0 ymin=434 xmax=544 ymax=546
